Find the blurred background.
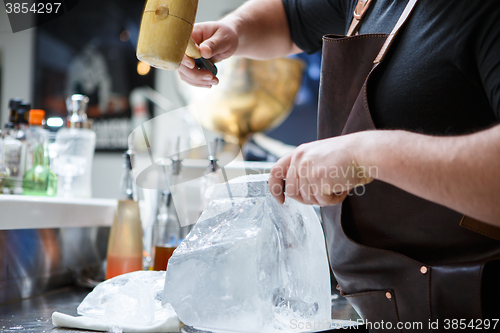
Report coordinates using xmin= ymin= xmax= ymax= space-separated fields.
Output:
xmin=0 ymin=0 xmax=321 ymax=199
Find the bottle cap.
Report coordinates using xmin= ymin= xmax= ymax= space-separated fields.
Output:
xmin=6 ymin=99 xmax=26 ymax=128
xmin=29 ymin=109 xmax=45 ymax=126
xmin=8 ymin=98 xmax=23 ymax=111
xmin=17 ymin=102 xmax=32 ymax=125
xmin=66 ymin=94 xmax=89 ymax=114
xmin=66 ymin=94 xmax=91 ymax=129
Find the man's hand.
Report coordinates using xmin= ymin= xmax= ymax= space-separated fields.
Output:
xmin=178 ymin=22 xmax=238 ymax=88
xmin=269 ymin=133 xmax=375 ymax=206
xmin=177 ymin=0 xmax=301 ymax=88
xmin=269 ymin=126 xmax=500 ymax=226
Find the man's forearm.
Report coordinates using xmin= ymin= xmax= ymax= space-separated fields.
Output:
xmin=220 ymin=0 xmax=302 ymax=59
xmin=358 ymin=125 xmax=500 ymax=225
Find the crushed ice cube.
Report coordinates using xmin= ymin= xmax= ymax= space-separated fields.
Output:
xmin=78 ymin=271 xmax=171 ymax=327
xmin=163 ymin=174 xmax=331 ymax=332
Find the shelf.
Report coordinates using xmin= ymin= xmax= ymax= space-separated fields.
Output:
xmin=0 ymin=196 xmax=117 ymax=230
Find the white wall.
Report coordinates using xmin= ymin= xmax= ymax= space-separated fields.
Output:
xmin=0 ymin=8 xmax=34 ymax=126
xmin=91 ymin=152 xmax=124 ymax=198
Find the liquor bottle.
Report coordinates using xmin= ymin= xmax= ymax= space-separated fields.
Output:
xmin=0 ymin=130 xmax=10 ymax=193
xmin=24 ymin=109 xmax=50 ymax=172
xmin=15 ymin=101 xmax=31 ymax=142
xmin=2 ymin=99 xmax=30 ymax=194
xmin=53 ymin=94 xmax=96 ymax=198
xmin=15 ymin=101 xmax=31 ymax=179
xmin=199 ymin=138 xmax=222 ymax=213
xmin=152 ymin=190 xmax=181 ymax=271
xmin=152 ymin=141 xmax=186 ymax=271
xmin=118 ymin=149 xmax=138 ymax=201
xmin=22 ymin=110 xmax=57 ymax=196
xmin=170 ymin=148 xmax=191 ymax=236
xmin=105 ymin=150 xmax=143 ymax=279
xmin=199 ymin=157 xmax=219 ymax=213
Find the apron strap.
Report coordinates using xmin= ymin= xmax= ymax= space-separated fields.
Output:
xmin=460 ymin=215 xmax=500 ymax=241
xmin=347 ymin=0 xmax=420 ymax=62
xmin=347 ymin=0 xmax=373 ymax=36
xmin=373 ymin=0 xmax=419 ymax=63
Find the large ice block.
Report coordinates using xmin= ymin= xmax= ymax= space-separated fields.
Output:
xmin=163 ymin=174 xmax=331 ymax=332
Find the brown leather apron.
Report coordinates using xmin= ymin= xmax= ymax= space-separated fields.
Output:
xmin=317 ymin=0 xmax=500 ymax=331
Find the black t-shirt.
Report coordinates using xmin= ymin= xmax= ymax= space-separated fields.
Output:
xmin=283 ymin=0 xmax=500 ymax=135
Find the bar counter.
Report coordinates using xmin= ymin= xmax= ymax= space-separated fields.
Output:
xmin=0 ymin=286 xmax=361 ymax=332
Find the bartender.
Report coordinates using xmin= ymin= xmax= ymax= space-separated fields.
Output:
xmin=178 ymin=0 xmax=500 ymax=330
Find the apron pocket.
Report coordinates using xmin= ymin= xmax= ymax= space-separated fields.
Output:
xmin=431 ymin=262 xmax=484 ymax=323
xmin=342 ymin=289 xmax=402 ymax=332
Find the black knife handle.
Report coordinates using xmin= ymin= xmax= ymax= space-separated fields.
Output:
xmin=195 ymin=58 xmax=218 ymax=76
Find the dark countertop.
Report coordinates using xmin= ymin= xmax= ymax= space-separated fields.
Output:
xmin=0 ymin=286 xmax=91 ymax=333
xmin=0 ymin=287 xmax=360 ymax=332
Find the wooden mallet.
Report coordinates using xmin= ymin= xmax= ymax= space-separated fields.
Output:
xmin=136 ymin=0 xmax=217 ymax=75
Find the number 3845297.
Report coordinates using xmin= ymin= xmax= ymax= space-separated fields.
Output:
xmin=5 ymin=2 xmax=61 ymax=14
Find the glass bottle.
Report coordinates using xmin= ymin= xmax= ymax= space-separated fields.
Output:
xmin=152 ymin=137 xmax=190 ymax=271
xmin=24 ymin=109 xmax=49 ymax=172
xmin=15 ymin=101 xmax=31 ymax=141
xmin=53 ymin=94 xmax=96 ymax=198
xmin=0 ymin=130 xmax=10 ymax=193
xmin=199 ymin=157 xmax=219 ymax=213
xmin=22 ymin=110 xmax=57 ymax=196
xmin=105 ymin=150 xmax=143 ymax=279
xmin=3 ymin=99 xmax=27 ymax=194
xmin=152 ymin=190 xmax=181 ymax=271
xmin=16 ymin=102 xmax=31 ymax=180
xmin=170 ymin=152 xmax=191 ymax=234
xmin=118 ymin=149 xmax=138 ymax=201
xmin=199 ymin=138 xmax=222 ymax=214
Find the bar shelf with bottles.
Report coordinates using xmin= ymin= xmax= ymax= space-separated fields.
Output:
xmin=0 ymin=95 xmax=95 ymax=198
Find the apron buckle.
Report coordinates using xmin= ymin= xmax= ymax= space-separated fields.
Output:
xmin=353 ymin=0 xmax=373 ymax=20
